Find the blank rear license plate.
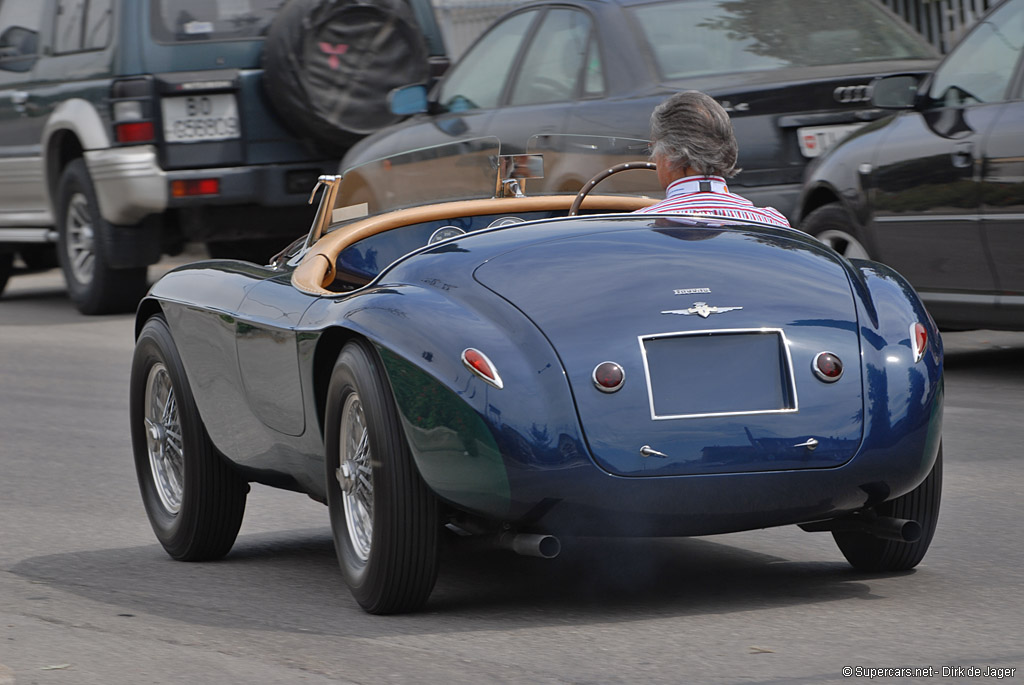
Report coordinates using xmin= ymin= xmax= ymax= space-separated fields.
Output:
xmin=640 ymin=329 xmax=797 ymax=419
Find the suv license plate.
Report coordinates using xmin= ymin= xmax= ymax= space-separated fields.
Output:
xmin=797 ymin=123 xmax=864 ymax=158
xmin=162 ymin=94 xmax=240 ymax=143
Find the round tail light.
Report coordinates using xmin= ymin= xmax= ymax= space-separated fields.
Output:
xmin=593 ymin=361 xmax=625 ymax=392
xmin=813 ymin=351 xmax=843 ymax=382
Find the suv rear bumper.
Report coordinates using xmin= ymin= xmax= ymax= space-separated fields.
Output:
xmin=86 ymin=146 xmax=332 ymax=226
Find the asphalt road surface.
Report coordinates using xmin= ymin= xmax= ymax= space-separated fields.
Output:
xmin=1 ymin=264 xmax=1022 ymax=684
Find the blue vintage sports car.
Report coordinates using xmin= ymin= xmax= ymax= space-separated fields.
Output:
xmin=129 ymin=136 xmax=943 ymax=614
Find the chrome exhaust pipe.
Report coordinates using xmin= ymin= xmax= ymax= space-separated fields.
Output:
xmin=497 ymin=531 xmax=561 ymax=558
xmin=799 ymin=514 xmax=922 ymax=542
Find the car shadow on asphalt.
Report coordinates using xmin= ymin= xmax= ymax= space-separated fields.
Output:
xmin=9 ymin=528 xmax=906 ymax=634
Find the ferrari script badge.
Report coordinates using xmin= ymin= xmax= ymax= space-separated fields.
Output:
xmin=661 ymin=302 xmax=743 ymax=318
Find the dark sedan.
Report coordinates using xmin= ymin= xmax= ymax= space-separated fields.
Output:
xmin=342 ymin=0 xmax=938 ymax=221
xmin=797 ymin=0 xmax=1024 ymax=331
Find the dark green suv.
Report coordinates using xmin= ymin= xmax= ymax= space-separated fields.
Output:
xmin=0 ymin=0 xmax=446 ymax=313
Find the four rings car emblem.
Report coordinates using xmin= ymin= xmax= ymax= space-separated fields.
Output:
xmin=833 ymin=84 xmax=872 ymax=104
xmin=661 ymin=302 xmax=743 ymax=318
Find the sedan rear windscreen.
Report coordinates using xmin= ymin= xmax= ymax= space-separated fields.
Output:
xmin=630 ymin=0 xmax=937 ymax=80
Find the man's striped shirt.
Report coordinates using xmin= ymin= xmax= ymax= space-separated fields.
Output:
xmin=635 ymin=176 xmax=790 ymax=227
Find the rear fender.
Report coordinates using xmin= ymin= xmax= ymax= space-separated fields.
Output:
xmin=301 ymin=284 xmax=588 ymax=520
xmin=850 ymin=258 xmax=943 ymax=500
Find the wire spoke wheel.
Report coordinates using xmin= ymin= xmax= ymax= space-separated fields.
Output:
xmin=326 ymin=341 xmax=439 ymax=614
xmin=338 ymin=392 xmax=374 ymax=562
xmin=130 ymin=316 xmax=247 ymax=561
xmin=143 ymin=362 xmax=184 ymax=515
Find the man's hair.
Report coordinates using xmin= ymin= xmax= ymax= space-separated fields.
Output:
xmin=649 ymin=90 xmax=739 ymax=178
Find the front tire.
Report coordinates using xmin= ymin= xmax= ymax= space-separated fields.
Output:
xmin=801 ymin=203 xmax=871 ymax=260
xmin=834 ymin=448 xmax=943 ymax=571
xmin=56 ymin=159 xmax=148 ymax=314
xmin=130 ymin=315 xmax=248 ymax=560
xmin=325 ymin=341 xmax=439 ymax=614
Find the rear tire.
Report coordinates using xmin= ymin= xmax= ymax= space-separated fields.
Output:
xmin=130 ymin=315 xmax=248 ymax=560
xmin=325 ymin=341 xmax=439 ymax=614
xmin=834 ymin=448 xmax=942 ymax=571
xmin=801 ymin=203 xmax=871 ymax=260
xmin=56 ymin=159 xmax=148 ymax=314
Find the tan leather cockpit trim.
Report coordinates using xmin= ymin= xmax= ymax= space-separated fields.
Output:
xmin=291 ymin=195 xmax=657 ymax=296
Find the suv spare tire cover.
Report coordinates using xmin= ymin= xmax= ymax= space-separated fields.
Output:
xmin=262 ymin=0 xmax=429 ymax=154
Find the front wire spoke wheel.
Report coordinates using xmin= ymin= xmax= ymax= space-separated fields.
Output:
xmin=144 ymin=362 xmax=184 ymax=515
xmin=340 ymin=393 xmax=374 ymax=562
xmin=130 ymin=315 xmax=247 ymax=561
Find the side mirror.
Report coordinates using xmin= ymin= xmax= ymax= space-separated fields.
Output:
xmin=0 ymin=25 xmax=39 ymax=73
xmin=871 ymin=74 xmax=920 ymax=110
xmin=389 ymin=84 xmax=429 ymax=116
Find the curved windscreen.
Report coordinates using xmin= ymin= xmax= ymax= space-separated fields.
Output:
xmin=525 ymin=134 xmax=661 ymax=195
xmin=331 ymin=137 xmax=502 ymax=228
xmin=328 ymin=134 xmax=663 ymax=232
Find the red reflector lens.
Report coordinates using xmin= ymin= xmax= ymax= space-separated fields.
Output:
xmin=462 ymin=348 xmax=503 ymax=389
xmin=115 ymin=121 xmax=155 ymax=143
xmin=593 ymin=361 xmax=625 ymax=392
xmin=813 ymin=352 xmax=843 ymax=382
xmin=171 ymin=179 xmax=220 ymax=198
xmin=912 ymin=322 xmax=928 ymax=363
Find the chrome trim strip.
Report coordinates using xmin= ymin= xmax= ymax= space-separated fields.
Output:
xmin=637 ymin=327 xmax=799 ymax=421
xmin=874 ymin=214 xmax=978 ymax=223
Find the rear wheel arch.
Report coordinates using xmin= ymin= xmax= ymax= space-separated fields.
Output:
xmin=313 ymin=327 xmax=364 ymax=438
xmin=42 ymin=100 xmax=109 ymax=206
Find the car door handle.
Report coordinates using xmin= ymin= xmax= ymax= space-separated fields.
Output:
xmin=951 ymin=142 xmax=973 ymax=168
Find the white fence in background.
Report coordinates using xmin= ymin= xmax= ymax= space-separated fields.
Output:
xmin=431 ymin=0 xmax=997 ymax=60
xmin=879 ymin=0 xmax=993 ymax=52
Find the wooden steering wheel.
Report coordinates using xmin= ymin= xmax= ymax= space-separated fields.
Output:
xmin=568 ymin=161 xmax=658 ymax=216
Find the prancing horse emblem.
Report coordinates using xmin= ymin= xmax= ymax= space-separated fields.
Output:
xmin=661 ymin=302 xmax=743 ymax=318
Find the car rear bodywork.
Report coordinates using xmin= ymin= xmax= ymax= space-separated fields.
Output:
xmin=143 ymin=210 xmax=941 ymax=539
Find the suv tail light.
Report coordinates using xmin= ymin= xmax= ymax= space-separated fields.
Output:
xmin=111 ymin=77 xmax=156 ymax=145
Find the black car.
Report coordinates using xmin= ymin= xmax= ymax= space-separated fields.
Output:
xmin=342 ymin=0 xmax=938 ymax=223
xmin=797 ymin=0 xmax=1024 ymax=331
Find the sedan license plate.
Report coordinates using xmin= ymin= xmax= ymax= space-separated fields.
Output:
xmin=162 ymin=94 xmax=240 ymax=143
xmin=797 ymin=123 xmax=864 ymax=158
